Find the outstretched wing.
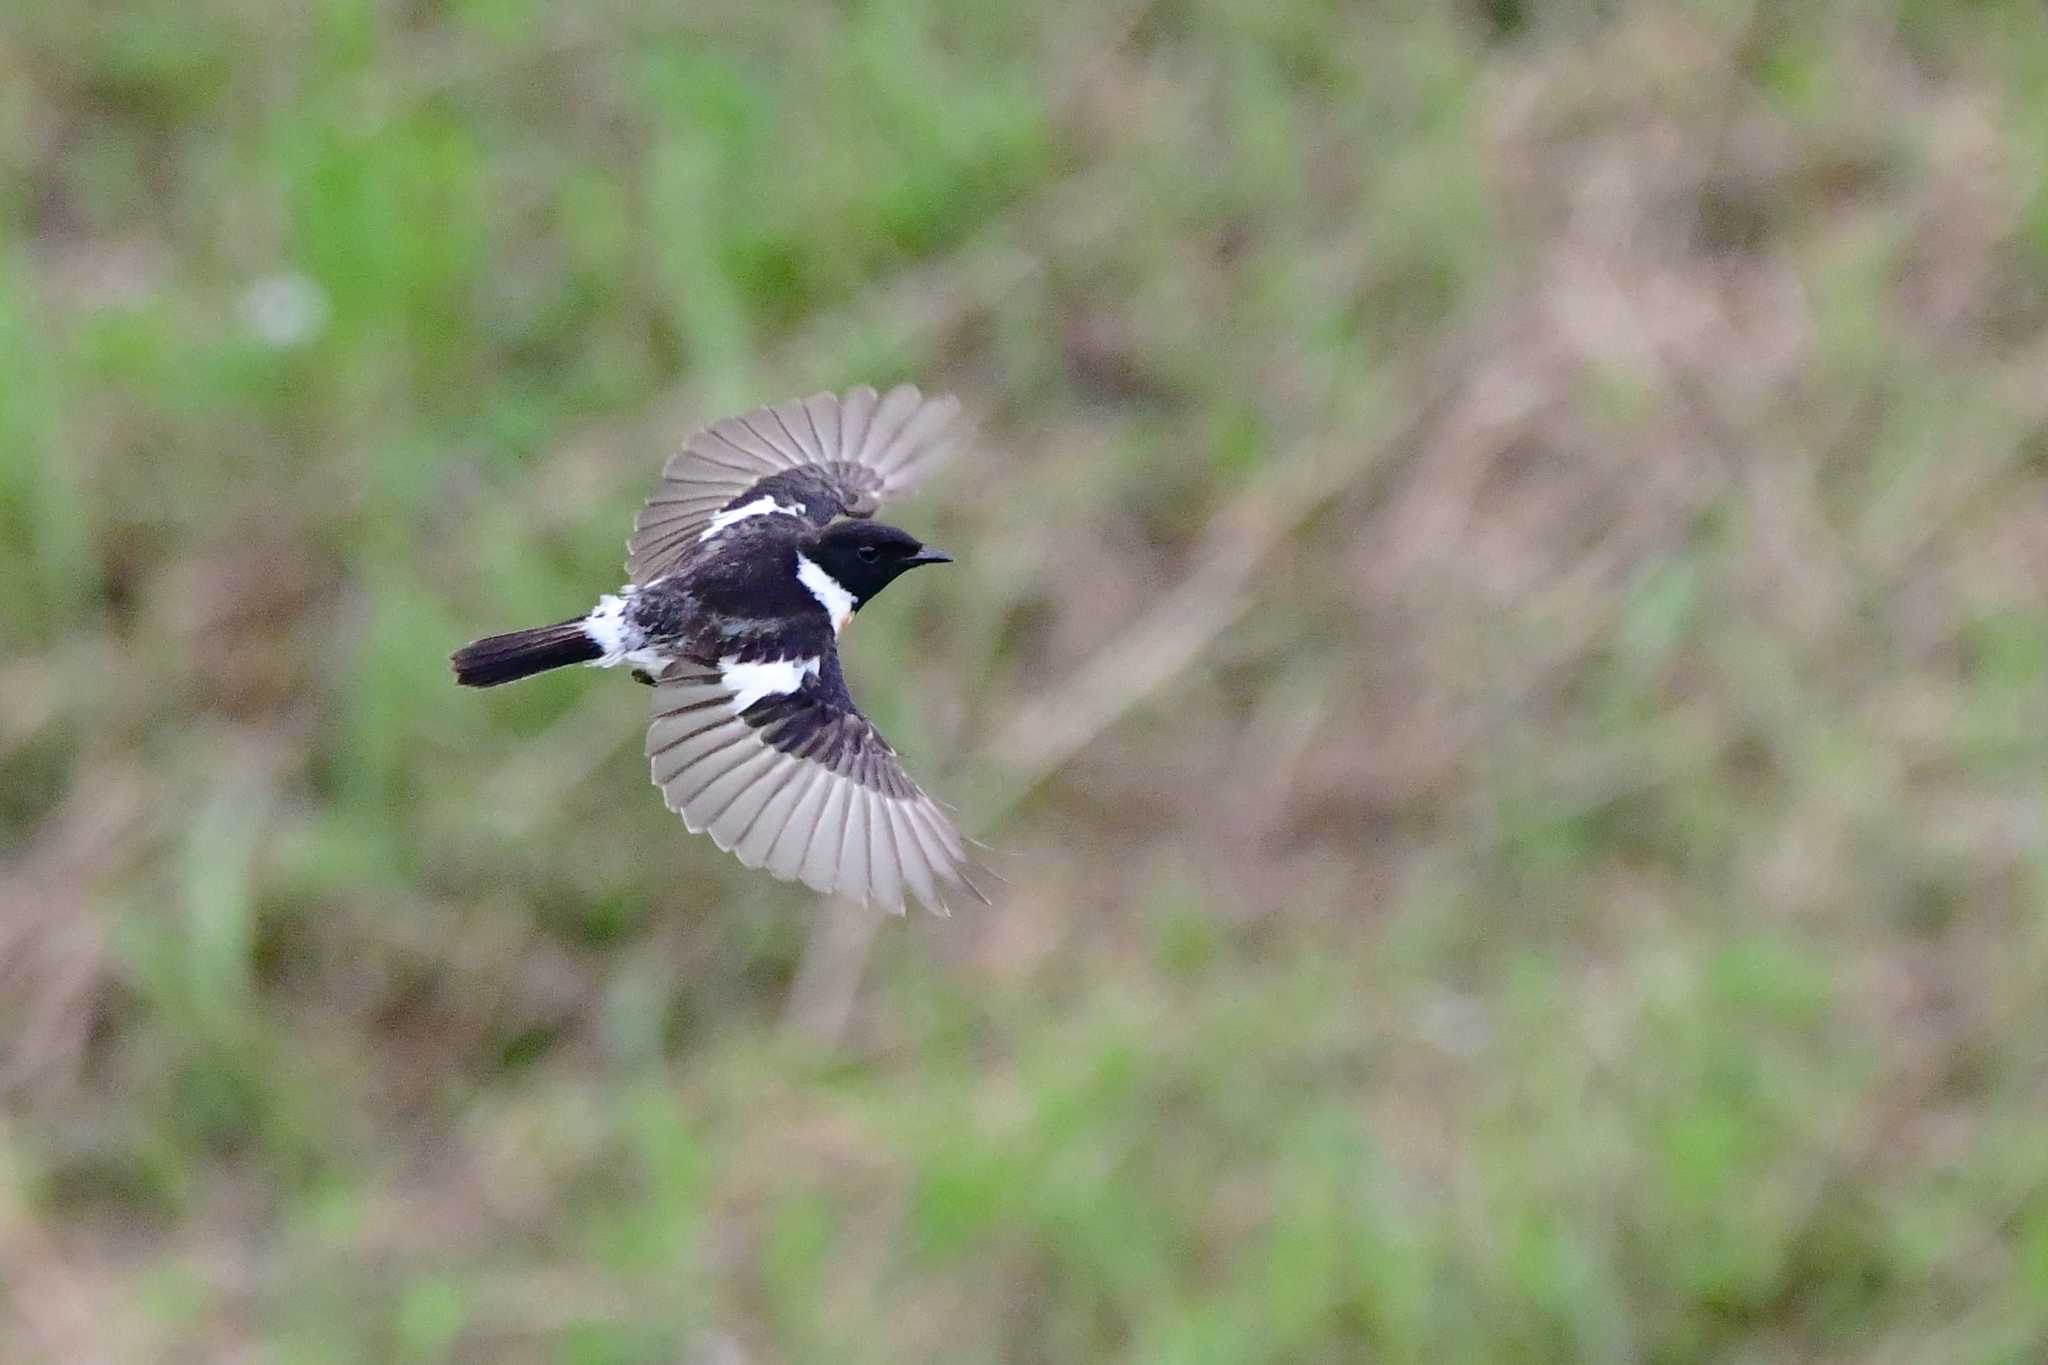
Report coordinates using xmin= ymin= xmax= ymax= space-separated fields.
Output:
xmin=645 ymin=656 xmax=988 ymax=915
xmin=627 ymin=384 xmax=966 ymax=584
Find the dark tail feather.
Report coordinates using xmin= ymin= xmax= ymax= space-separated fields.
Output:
xmin=451 ymin=618 xmax=601 ymax=687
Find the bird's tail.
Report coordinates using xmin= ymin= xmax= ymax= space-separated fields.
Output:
xmin=450 ymin=618 xmax=601 ymax=687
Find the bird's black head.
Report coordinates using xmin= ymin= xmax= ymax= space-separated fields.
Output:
xmin=800 ymin=520 xmax=952 ymax=616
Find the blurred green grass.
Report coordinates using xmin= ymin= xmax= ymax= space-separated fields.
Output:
xmin=4 ymin=0 xmax=2048 ymax=1360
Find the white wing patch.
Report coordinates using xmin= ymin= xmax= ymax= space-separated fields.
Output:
xmin=720 ymin=655 xmax=821 ymax=711
xmin=698 ymin=495 xmax=802 ymax=542
xmin=795 ymin=554 xmax=857 ymax=634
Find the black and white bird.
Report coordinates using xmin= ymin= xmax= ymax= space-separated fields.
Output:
xmin=451 ymin=384 xmax=988 ymax=915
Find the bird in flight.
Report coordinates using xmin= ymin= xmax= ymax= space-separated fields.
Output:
xmin=452 ymin=384 xmax=988 ymax=915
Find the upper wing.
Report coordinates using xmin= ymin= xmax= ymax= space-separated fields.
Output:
xmin=645 ymin=656 xmax=989 ymax=915
xmin=627 ymin=384 xmax=966 ymax=584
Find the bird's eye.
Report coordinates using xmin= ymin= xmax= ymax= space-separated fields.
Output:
xmin=857 ymin=545 xmax=880 ymax=563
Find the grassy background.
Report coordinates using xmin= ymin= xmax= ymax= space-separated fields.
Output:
xmin=5 ymin=0 xmax=2048 ymax=1359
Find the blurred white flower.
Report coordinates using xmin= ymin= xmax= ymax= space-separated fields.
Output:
xmin=238 ymin=271 xmax=330 ymax=349
xmin=1417 ymin=990 xmax=1491 ymax=1059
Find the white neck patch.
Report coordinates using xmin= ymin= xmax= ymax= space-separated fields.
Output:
xmin=796 ymin=554 xmax=857 ymax=634
xmin=699 ymin=495 xmax=800 ymax=542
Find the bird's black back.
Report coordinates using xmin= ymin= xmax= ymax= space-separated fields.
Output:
xmin=631 ymin=513 xmax=836 ymax=666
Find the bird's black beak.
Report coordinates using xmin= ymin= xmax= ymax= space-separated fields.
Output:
xmin=905 ymin=546 xmax=953 ymax=567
